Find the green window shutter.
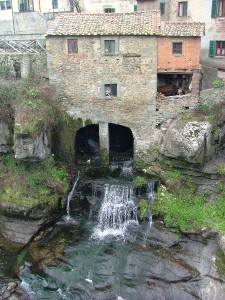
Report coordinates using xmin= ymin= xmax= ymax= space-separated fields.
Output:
xmin=134 ymin=4 xmax=137 ymax=12
xmin=112 ymin=8 xmax=115 ymax=12
xmin=160 ymin=2 xmax=165 ymax=15
xmin=209 ymin=40 xmax=215 ymax=57
xmin=211 ymin=0 xmax=218 ymax=18
xmin=104 ymin=8 xmax=107 ymax=13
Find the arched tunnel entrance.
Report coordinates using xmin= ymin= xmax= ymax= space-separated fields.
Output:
xmin=75 ymin=124 xmax=100 ymax=164
xmin=75 ymin=123 xmax=134 ymax=165
xmin=109 ymin=123 xmax=134 ymax=162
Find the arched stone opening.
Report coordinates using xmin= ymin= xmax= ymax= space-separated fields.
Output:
xmin=75 ymin=124 xmax=100 ymax=164
xmin=109 ymin=123 xmax=134 ymax=162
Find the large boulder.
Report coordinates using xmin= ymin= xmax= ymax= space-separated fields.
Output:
xmin=14 ymin=131 xmax=51 ymax=160
xmin=160 ymin=119 xmax=213 ymax=163
xmin=0 ymin=122 xmax=13 ymax=153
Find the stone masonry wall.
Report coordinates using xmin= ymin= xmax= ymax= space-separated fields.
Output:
xmin=47 ymin=35 xmax=158 ymax=153
xmin=158 ymin=36 xmax=201 ymax=70
xmin=0 ymin=53 xmax=47 ymax=79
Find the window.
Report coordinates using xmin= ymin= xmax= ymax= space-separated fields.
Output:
xmin=104 ymin=40 xmax=115 ymax=54
xmin=134 ymin=4 xmax=137 ymax=12
xmin=209 ymin=40 xmax=225 ymax=56
xmin=104 ymin=84 xmax=117 ymax=98
xmin=160 ymin=2 xmax=165 ymax=15
xmin=101 ymin=37 xmax=118 ymax=55
xmin=52 ymin=0 xmax=58 ymax=9
xmin=18 ymin=0 xmax=34 ymax=12
xmin=173 ymin=42 xmax=182 ymax=55
xmin=216 ymin=41 xmax=225 ymax=56
xmin=67 ymin=39 xmax=78 ymax=54
xmin=0 ymin=0 xmax=11 ymax=10
xmin=218 ymin=0 xmax=225 ymax=16
xmin=178 ymin=1 xmax=187 ymax=16
xmin=104 ymin=8 xmax=115 ymax=13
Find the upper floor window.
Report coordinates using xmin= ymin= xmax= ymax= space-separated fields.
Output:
xmin=218 ymin=0 xmax=225 ymax=16
xmin=104 ymin=84 xmax=117 ymax=98
xmin=18 ymin=0 xmax=34 ymax=12
xmin=160 ymin=2 xmax=165 ymax=15
xmin=67 ymin=39 xmax=78 ymax=54
xmin=104 ymin=8 xmax=115 ymax=13
xmin=178 ymin=1 xmax=187 ymax=17
xmin=209 ymin=40 xmax=225 ymax=56
xmin=173 ymin=42 xmax=182 ymax=55
xmin=212 ymin=0 xmax=225 ymax=17
xmin=52 ymin=0 xmax=58 ymax=9
xmin=0 ymin=0 xmax=11 ymax=10
xmin=101 ymin=37 xmax=118 ymax=55
xmin=104 ymin=40 xmax=115 ymax=54
xmin=134 ymin=4 xmax=137 ymax=12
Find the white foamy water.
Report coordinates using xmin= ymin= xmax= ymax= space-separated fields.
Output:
xmin=92 ymin=184 xmax=138 ymax=240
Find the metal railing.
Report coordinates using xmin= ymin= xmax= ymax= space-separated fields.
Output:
xmin=0 ymin=39 xmax=46 ymax=53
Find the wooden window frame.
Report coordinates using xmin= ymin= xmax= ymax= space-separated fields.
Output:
xmin=173 ymin=42 xmax=183 ymax=55
xmin=178 ymin=1 xmax=188 ymax=17
xmin=216 ymin=41 xmax=225 ymax=56
xmin=67 ymin=39 xmax=78 ymax=54
xmin=218 ymin=0 xmax=225 ymax=16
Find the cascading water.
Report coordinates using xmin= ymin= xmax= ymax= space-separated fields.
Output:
xmin=65 ymin=171 xmax=80 ymax=220
xmin=92 ymin=183 xmax=138 ymax=239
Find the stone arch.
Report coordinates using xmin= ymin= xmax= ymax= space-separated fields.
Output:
xmin=75 ymin=124 xmax=100 ymax=164
xmin=108 ymin=123 xmax=134 ymax=162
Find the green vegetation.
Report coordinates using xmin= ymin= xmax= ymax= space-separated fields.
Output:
xmin=0 ymin=154 xmax=68 ymax=209
xmin=213 ymin=79 xmax=224 ymax=87
xmin=0 ymin=79 xmax=60 ymax=137
xmin=151 ymin=169 xmax=225 ymax=233
xmin=138 ymin=199 xmax=149 ymax=220
xmin=215 ymin=249 xmax=225 ymax=276
xmin=133 ymin=176 xmax=147 ymax=188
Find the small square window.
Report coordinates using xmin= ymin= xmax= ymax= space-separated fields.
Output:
xmin=216 ymin=41 xmax=225 ymax=56
xmin=67 ymin=39 xmax=78 ymax=54
xmin=104 ymin=84 xmax=117 ymax=98
xmin=178 ymin=1 xmax=187 ymax=17
xmin=104 ymin=8 xmax=115 ymax=13
xmin=173 ymin=42 xmax=182 ymax=55
xmin=104 ymin=40 xmax=115 ymax=54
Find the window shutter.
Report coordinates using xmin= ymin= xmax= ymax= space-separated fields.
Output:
xmin=104 ymin=8 xmax=107 ymax=13
xmin=211 ymin=0 xmax=218 ymax=18
xmin=111 ymin=8 xmax=115 ymax=12
xmin=209 ymin=40 xmax=215 ymax=57
xmin=134 ymin=4 xmax=137 ymax=12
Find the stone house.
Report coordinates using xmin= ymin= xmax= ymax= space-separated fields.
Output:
xmin=137 ymin=0 xmax=225 ymax=88
xmin=46 ymin=11 xmax=204 ymax=164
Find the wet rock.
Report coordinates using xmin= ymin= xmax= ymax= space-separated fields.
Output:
xmin=217 ymin=232 xmax=225 ymax=255
xmin=160 ymin=119 xmax=213 ymax=163
xmin=2 ymin=289 xmax=11 ymax=299
xmin=201 ymin=228 xmax=218 ymax=239
xmin=94 ymin=283 xmax=112 ymax=291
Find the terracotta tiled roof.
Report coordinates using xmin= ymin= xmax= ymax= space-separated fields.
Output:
xmin=47 ymin=11 xmax=161 ymax=36
xmin=160 ymin=22 xmax=205 ymax=37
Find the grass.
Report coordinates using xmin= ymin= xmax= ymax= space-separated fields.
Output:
xmin=151 ymin=168 xmax=225 ymax=233
xmin=0 ymin=154 xmax=68 ymax=209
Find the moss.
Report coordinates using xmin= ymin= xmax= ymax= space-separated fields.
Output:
xmin=0 ymin=154 xmax=68 ymax=210
xmin=133 ymin=176 xmax=147 ymax=188
xmin=100 ymin=147 xmax=109 ymax=165
xmin=215 ymin=249 xmax=225 ymax=276
xmin=138 ymin=199 xmax=149 ymax=220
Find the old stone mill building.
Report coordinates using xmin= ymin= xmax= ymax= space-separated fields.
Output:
xmin=46 ymin=11 xmax=204 ymax=165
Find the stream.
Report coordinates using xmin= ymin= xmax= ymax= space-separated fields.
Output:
xmin=1 ymin=164 xmax=225 ymax=299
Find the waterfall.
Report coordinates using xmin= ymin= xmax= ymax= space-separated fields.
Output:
xmin=66 ymin=171 xmax=80 ymax=219
xmin=92 ymin=183 xmax=138 ymax=239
